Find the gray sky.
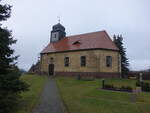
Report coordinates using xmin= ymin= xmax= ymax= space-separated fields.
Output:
xmin=2 ymin=0 xmax=150 ymax=71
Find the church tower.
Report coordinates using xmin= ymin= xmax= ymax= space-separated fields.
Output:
xmin=50 ymin=23 xmax=66 ymax=42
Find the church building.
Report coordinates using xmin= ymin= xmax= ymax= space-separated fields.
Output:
xmin=40 ymin=23 xmax=121 ymax=78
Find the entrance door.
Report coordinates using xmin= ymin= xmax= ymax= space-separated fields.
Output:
xmin=49 ymin=64 xmax=54 ymax=76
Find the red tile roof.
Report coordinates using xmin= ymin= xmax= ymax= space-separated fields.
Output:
xmin=41 ymin=30 xmax=119 ymax=54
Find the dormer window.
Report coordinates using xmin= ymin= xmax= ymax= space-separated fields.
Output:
xmin=73 ymin=40 xmax=81 ymax=45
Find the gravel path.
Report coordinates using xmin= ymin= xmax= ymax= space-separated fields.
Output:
xmin=32 ymin=77 xmax=64 ymax=113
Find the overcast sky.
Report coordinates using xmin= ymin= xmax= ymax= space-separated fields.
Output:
xmin=2 ymin=0 xmax=150 ymax=71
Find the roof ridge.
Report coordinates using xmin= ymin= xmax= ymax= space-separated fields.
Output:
xmin=66 ymin=30 xmax=106 ymax=38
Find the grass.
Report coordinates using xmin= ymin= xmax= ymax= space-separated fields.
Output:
xmin=56 ymin=77 xmax=150 ymax=113
xmin=16 ymin=74 xmax=48 ymax=113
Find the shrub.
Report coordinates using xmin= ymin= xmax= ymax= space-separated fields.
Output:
xmin=103 ymin=83 xmax=132 ymax=92
xmin=120 ymin=86 xmax=132 ymax=92
xmin=103 ymin=84 xmax=114 ymax=89
xmin=136 ymin=80 xmax=150 ymax=92
xmin=136 ymin=80 xmax=141 ymax=87
xmin=141 ymin=82 xmax=150 ymax=92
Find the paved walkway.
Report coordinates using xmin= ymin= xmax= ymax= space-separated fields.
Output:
xmin=32 ymin=77 xmax=64 ymax=113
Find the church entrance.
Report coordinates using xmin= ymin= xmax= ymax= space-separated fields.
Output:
xmin=48 ymin=64 xmax=54 ymax=76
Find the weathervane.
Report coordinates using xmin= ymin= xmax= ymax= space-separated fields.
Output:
xmin=58 ymin=16 xmax=60 ymax=23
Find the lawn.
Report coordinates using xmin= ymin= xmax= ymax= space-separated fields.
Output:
xmin=16 ymin=74 xmax=48 ymax=113
xmin=56 ymin=77 xmax=150 ymax=113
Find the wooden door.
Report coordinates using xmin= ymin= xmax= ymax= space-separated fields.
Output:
xmin=49 ymin=64 xmax=54 ymax=75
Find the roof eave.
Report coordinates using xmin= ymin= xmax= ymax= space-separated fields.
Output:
xmin=40 ymin=48 xmax=119 ymax=55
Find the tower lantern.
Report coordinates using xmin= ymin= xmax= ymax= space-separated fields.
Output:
xmin=50 ymin=23 xmax=66 ymax=43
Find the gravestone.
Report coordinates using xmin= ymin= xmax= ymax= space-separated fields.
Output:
xmin=139 ymin=72 xmax=143 ymax=82
xmin=131 ymin=89 xmax=137 ymax=103
xmin=102 ymin=79 xmax=105 ymax=89
xmin=131 ymin=86 xmax=142 ymax=103
xmin=136 ymin=87 xmax=142 ymax=93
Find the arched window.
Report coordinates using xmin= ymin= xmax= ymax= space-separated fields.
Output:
xmin=81 ymin=56 xmax=86 ymax=67
xmin=106 ymin=56 xmax=112 ymax=67
xmin=64 ymin=57 xmax=69 ymax=67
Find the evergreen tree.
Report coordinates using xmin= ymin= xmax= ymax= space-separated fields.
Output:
xmin=0 ymin=1 xmax=29 ymax=113
xmin=113 ymin=35 xmax=129 ymax=78
xmin=148 ymin=67 xmax=150 ymax=72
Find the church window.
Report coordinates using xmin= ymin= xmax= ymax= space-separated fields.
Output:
xmin=106 ymin=56 xmax=112 ymax=67
xmin=81 ymin=56 xmax=86 ymax=67
xmin=64 ymin=57 xmax=69 ymax=67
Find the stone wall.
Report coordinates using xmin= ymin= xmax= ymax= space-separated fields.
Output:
xmin=40 ymin=49 xmax=121 ymax=75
